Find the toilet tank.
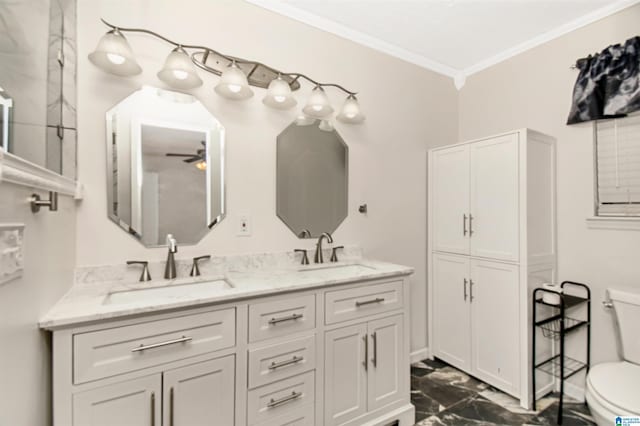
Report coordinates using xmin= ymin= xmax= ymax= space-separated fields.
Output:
xmin=609 ymin=287 xmax=640 ymax=365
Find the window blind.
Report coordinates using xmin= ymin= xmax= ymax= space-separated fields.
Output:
xmin=596 ymin=114 xmax=640 ymax=216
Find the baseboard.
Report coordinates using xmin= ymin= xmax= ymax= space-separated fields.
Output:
xmin=564 ymin=381 xmax=586 ymax=402
xmin=410 ymin=347 xmax=430 ymax=364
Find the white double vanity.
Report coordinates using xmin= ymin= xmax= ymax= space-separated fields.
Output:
xmin=40 ymin=254 xmax=415 ymax=426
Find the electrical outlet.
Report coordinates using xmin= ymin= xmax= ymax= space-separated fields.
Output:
xmin=0 ymin=224 xmax=24 ymax=286
xmin=237 ymin=215 xmax=251 ymax=237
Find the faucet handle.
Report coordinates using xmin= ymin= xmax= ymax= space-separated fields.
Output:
xmin=127 ymin=261 xmax=152 ymax=282
xmin=330 ymin=246 xmax=344 ymax=263
xmin=190 ymin=255 xmax=211 ymax=277
xmin=294 ymin=249 xmax=310 ymax=265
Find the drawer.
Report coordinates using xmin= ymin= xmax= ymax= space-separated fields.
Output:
xmin=255 ymin=403 xmax=314 ymax=426
xmin=325 ymin=281 xmax=403 ymax=324
xmin=248 ymin=371 xmax=315 ymax=425
xmin=248 ymin=335 xmax=315 ymax=389
xmin=73 ymin=308 xmax=235 ymax=384
xmin=249 ymin=295 xmax=315 ymax=343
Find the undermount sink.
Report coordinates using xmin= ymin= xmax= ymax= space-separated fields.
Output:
xmin=104 ymin=279 xmax=234 ymax=305
xmin=297 ymin=264 xmax=376 ymax=274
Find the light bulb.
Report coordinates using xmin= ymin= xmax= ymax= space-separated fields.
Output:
xmin=303 ymin=86 xmax=333 ymax=118
xmin=172 ymin=69 xmax=188 ymax=80
xmin=88 ymin=28 xmax=142 ymax=76
xmin=263 ymin=75 xmax=296 ymax=110
xmin=107 ymin=53 xmax=125 ymax=65
xmin=214 ymin=61 xmax=253 ymax=100
xmin=196 ymin=161 xmax=207 ymax=171
xmin=157 ymin=46 xmax=203 ymax=90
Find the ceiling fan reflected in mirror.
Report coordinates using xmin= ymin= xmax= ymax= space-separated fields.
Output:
xmin=166 ymin=141 xmax=207 ymax=170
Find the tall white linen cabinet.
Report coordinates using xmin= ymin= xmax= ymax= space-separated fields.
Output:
xmin=427 ymin=129 xmax=557 ymax=408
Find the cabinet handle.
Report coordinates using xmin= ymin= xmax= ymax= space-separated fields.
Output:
xmin=170 ymin=387 xmax=175 ymax=426
xmin=463 ymin=214 xmax=468 ymax=236
xmin=268 ymin=313 xmax=303 ymax=325
xmin=463 ymin=278 xmax=468 ymax=301
xmin=355 ymin=297 xmax=385 ymax=307
xmin=363 ymin=333 xmax=368 ymax=371
xmin=132 ymin=336 xmax=192 ymax=353
xmin=469 ymin=214 xmax=474 ymax=236
xmin=267 ymin=391 xmax=302 ymax=408
xmin=150 ymin=392 xmax=155 ymax=426
xmin=269 ymin=355 xmax=304 ymax=370
xmin=469 ymin=279 xmax=474 ymax=302
xmin=371 ymin=332 xmax=378 ymax=368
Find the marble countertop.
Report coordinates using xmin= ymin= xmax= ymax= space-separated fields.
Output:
xmin=39 ymin=258 xmax=413 ymax=330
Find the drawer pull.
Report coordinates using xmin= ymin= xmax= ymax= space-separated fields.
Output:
xmin=131 ymin=335 xmax=193 ymax=353
xmin=355 ymin=297 xmax=385 ymax=307
xmin=269 ymin=355 xmax=304 ymax=370
xmin=268 ymin=313 xmax=303 ymax=325
xmin=267 ymin=391 xmax=302 ymax=408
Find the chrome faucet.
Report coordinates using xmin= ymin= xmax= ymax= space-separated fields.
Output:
xmin=314 ymin=232 xmax=333 ymax=264
xmin=164 ymin=234 xmax=178 ymax=279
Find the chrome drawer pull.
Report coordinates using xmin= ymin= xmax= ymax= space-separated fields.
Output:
xmin=131 ymin=335 xmax=193 ymax=353
xmin=268 ymin=313 xmax=303 ymax=325
xmin=356 ymin=297 xmax=385 ymax=307
xmin=267 ymin=391 xmax=302 ymax=408
xmin=269 ymin=356 xmax=304 ymax=370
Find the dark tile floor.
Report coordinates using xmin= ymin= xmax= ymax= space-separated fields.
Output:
xmin=411 ymin=359 xmax=596 ymax=426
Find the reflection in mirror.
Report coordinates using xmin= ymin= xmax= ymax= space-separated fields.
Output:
xmin=277 ymin=119 xmax=348 ymax=238
xmin=106 ymin=86 xmax=225 ymax=247
xmin=0 ymin=89 xmax=12 ymax=150
xmin=0 ymin=0 xmax=77 ymax=177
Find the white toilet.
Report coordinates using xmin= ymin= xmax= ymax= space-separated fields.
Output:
xmin=586 ymin=287 xmax=640 ymax=425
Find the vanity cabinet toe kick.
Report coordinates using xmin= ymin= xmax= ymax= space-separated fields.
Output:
xmin=49 ymin=274 xmax=414 ymax=426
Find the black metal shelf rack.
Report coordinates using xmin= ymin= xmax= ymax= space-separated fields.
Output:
xmin=532 ymin=281 xmax=591 ymax=425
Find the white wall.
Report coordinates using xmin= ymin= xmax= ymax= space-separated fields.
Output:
xmin=75 ymin=0 xmax=459 ymax=355
xmin=0 ymin=184 xmax=76 ymax=426
xmin=458 ymin=4 xmax=640 ymax=369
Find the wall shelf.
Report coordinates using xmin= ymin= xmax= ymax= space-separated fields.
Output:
xmin=0 ymin=149 xmax=82 ymax=199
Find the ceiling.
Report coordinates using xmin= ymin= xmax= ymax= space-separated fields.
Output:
xmin=247 ymin=0 xmax=639 ymax=87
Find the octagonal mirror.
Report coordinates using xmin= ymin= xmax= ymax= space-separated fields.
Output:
xmin=276 ymin=119 xmax=348 ymax=238
xmin=106 ymin=86 xmax=225 ymax=247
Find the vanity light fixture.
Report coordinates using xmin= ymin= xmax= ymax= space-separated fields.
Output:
xmin=89 ymin=19 xmax=364 ymax=123
xmin=318 ymin=119 xmax=335 ymax=132
xmin=214 ymin=61 xmax=254 ymax=100
xmin=337 ymin=95 xmax=366 ymax=124
xmin=157 ymin=46 xmax=203 ymax=90
xmin=88 ymin=28 xmax=142 ymax=76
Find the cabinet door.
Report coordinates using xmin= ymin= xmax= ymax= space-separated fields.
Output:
xmin=469 ymin=134 xmax=520 ymax=261
xmin=470 ymin=259 xmax=519 ymax=395
xmin=324 ymin=323 xmax=368 ymax=426
xmin=432 ymin=253 xmax=471 ymax=371
xmin=163 ymin=355 xmax=235 ymax=426
xmin=367 ymin=314 xmax=403 ymax=411
xmin=431 ymin=144 xmax=470 ymax=255
xmin=73 ymin=374 xmax=161 ymax=426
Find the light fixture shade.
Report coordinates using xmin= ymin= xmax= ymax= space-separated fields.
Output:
xmin=337 ymin=95 xmax=366 ymax=124
xmin=263 ymin=76 xmax=296 ymax=109
xmin=318 ymin=119 xmax=334 ymax=132
xmin=214 ymin=61 xmax=253 ymax=100
xmin=157 ymin=46 xmax=203 ymax=90
xmin=302 ymin=86 xmax=334 ymax=118
xmin=88 ymin=29 xmax=142 ymax=76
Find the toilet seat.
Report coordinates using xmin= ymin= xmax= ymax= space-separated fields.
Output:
xmin=587 ymin=362 xmax=640 ymax=415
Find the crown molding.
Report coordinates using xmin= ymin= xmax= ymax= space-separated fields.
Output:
xmin=245 ymin=0 xmax=459 ymax=80
xmin=462 ymin=0 xmax=640 ymax=77
xmin=246 ymin=0 xmax=640 ymax=91
xmin=0 ymin=149 xmax=83 ymax=199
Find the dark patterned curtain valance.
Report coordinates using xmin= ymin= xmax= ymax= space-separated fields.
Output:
xmin=567 ymin=36 xmax=640 ymax=125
